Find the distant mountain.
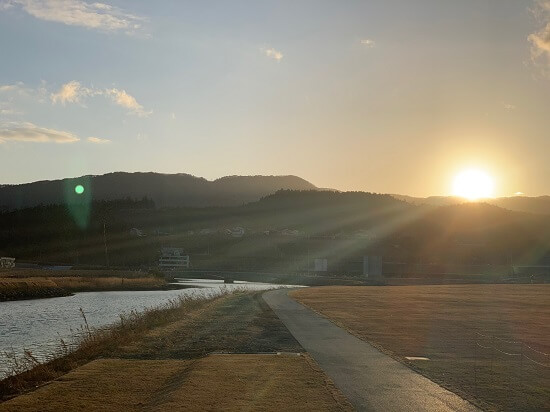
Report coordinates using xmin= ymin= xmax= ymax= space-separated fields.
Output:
xmin=392 ymin=194 xmax=550 ymax=215
xmin=0 ymin=172 xmax=317 ymax=210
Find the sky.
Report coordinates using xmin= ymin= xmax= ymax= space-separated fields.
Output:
xmin=1 ymin=0 xmax=550 ymax=197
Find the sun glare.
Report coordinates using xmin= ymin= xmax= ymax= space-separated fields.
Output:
xmin=452 ymin=169 xmax=495 ymax=200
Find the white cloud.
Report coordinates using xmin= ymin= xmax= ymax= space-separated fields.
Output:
xmin=0 ymin=122 xmax=80 ymax=143
xmin=2 ymin=0 xmax=145 ymax=33
xmin=262 ymin=47 xmax=283 ymax=61
xmin=49 ymin=81 xmax=150 ymax=116
xmin=105 ymin=88 xmax=150 ymax=116
xmin=529 ymin=1 xmax=550 ymax=74
xmin=0 ymin=82 xmax=28 ymax=95
xmin=87 ymin=136 xmax=110 ymax=144
xmin=360 ymin=39 xmax=376 ymax=48
xmin=503 ymin=103 xmax=516 ymax=110
xmin=51 ymin=80 xmax=92 ymax=104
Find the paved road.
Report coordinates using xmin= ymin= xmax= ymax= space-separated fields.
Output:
xmin=263 ymin=289 xmax=479 ymax=412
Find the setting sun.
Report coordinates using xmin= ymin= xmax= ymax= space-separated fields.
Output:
xmin=452 ymin=169 xmax=495 ymax=200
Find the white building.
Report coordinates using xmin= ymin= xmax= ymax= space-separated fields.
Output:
xmin=159 ymin=248 xmax=189 ymax=269
xmin=0 ymin=257 xmax=15 ymax=269
xmin=314 ymin=258 xmax=328 ymax=272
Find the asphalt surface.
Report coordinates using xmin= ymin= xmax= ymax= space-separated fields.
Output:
xmin=263 ymin=289 xmax=479 ymax=412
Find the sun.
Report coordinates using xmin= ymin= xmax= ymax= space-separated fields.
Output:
xmin=452 ymin=169 xmax=495 ymax=200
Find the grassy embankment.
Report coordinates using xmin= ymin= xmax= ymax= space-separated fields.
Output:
xmin=1 ymin=290 xmax=351 ymax=411
xmin=293 ymin=284 xmax=550 ymax=412
xmin=0 ymin=268 xmax=167 ymax=301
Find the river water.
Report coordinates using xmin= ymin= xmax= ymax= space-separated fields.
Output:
xmin=0 ymin=279 xmax=290 ymax=376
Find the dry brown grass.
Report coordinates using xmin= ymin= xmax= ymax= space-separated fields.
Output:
xmin=0 ymin=268 xmax=147 ymax=279
xmin=0 ymin=272 xmax=166 ymax=301
xmin=47 ymin=276 xmax=165 ymax=291
xmin=293 ymin=285 xmax=550 ymax=411
xmin=0 ymin=292 xmax=228 ymax=399
xmin=0 ymin=355 xmax=351 ymax=412
xmin=0 ymin=278 xmax=59 ymax=291
xmin=0 ymin=278 xmax=68 ymax=301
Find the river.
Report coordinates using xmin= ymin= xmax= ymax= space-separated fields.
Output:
xmin=0 ymin=279 xmax=291 ymax=376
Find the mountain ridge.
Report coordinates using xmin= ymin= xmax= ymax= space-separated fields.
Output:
xmin=0 ymin=172 xmax=317 ymax=210
xmin=392 ymin=194 xmax=550 ymax=215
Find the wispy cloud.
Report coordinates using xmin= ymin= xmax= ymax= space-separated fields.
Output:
xmin=360 ymin=39 xmax=376 ymax=48
xmin=503 ymin=103 xmax=516 ymax=110
xmin=0 ymin=84 xmax=19 ymax=93
xmin=0 ymin=108 xmax=22 ymax=116
xmin=529 ymin=0 xmax=550 ymax=75
xmin=105 ymin=88 xmax=150 ymax=117
xmin=1 ymin=0 xmax=145 ymax=34
xmin=0 ymin=82 xmax=29 ymax=96
xmin=262 ymin=47 xmax=283 ymax=61
xmin=50 ymin=81 xmax=150 ymax=116
xmin=0 ymin=122 xmax=80 ymax=143
xmin=87 ymin=136 xmax=110 ymax=144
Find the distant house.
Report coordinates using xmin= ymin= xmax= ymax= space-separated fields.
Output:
xmin=228 ymin=227 xmax=245 ymax=238
xmin=363 ymin=256 xmax=383 ymax=277
xmin=314 ymin=258 xmax=328 ymax=272
xmin=0 ymin=257 xmax=15 ymax=269
xmin=281 ymin=229 xmax=301 ymax=237
xmin=354 ymin=230 xmax=377 ymax=240
xmin=129 ymin=228 xmax=146 ymax=237
xmin=159 ymin=247 xmax=190 ymax=269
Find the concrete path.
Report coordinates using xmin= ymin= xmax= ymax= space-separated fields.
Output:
xmin=263 ymin=289 xmax=479 ymax=412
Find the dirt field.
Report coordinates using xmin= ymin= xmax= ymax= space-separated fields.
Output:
xmin=293 ymin=285 xmax=550 ymax=411
xmin=0 ymin=355 xmax=351 ymax=411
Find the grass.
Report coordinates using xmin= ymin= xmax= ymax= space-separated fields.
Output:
xmin=292 ymin=284 xmax=550 ymax=412
xmin=0 ymin=268 xmax=168 ymax=301
xmin=113 ymin=291 xmax=303 ymax=359
xmin=0 ymin=290 xmax=226 ymax=399
xmin=1 ymin=289 xmax=351 ymax=410
xmin=0 ymin=355 xmax=351 ymax=412
xmin=0 ymin=268 xmax=151 ymax=279
xmin=0 ymin=278 xmax=68 ymax=301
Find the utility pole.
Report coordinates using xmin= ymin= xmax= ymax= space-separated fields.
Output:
xmin=103 ymin=221 xmax=110 ymax=268
xmin=307 ymin=234 xmax=310 ymax=274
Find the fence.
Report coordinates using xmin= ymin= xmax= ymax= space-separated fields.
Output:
xmin=474 ymin=331 xmax=549 ymax=369
xmin=471 ymin=330 xmax=549 ymax=409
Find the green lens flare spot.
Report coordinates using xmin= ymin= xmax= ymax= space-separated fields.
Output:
xmin=75 ymin=185 xmax=85 ymax=195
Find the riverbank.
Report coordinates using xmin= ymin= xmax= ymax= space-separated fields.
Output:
xmin=0 ymin=269 xmax=168 ymax=301
xmin=0 ymin=290 xmax=351 ymax=410
xmin=0 ymin=290 xmax=227 ymax=398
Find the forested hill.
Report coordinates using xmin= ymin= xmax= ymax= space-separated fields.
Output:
xmin=1 ymin=190 xmax=548 ymax=267
xmin=0 ymin=172 xmax=317 ymax=210
xmin=393 ymin=194 xmax=550 ymax=215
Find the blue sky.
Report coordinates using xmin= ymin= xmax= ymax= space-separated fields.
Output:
xmin=1 ymin=0 xmax=549 ymax=196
